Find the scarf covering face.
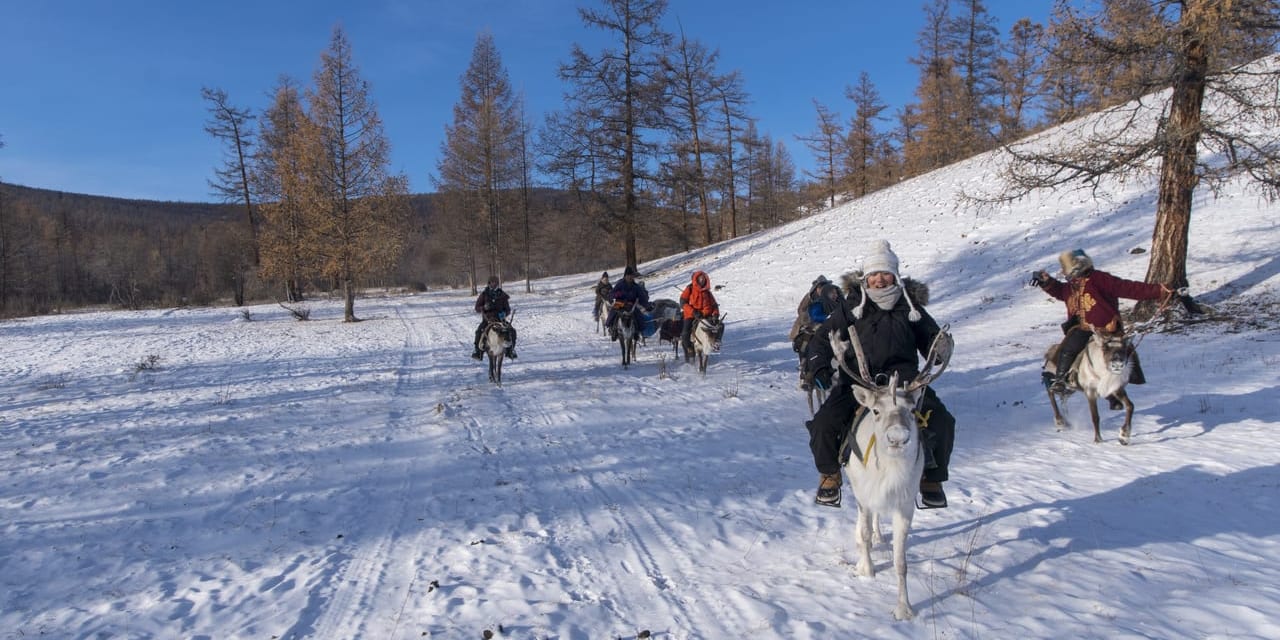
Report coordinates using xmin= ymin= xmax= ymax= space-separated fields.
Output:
xmin=866 ymin=283 xmax=902 ymax=311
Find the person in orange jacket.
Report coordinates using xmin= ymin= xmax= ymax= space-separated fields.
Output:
xmin=679 ymin=270 xmax=719 ymax=361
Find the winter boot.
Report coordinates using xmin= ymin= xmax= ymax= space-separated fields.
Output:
xmin=815 ymin=471 xmax=842 ymax=507
xmin=471 ymin=348 xmax=483 ymax=360
xmin=506 ymin=346 xmax=517 ymax=360
xmin=919 ymin=480 xmax=947 ymax=509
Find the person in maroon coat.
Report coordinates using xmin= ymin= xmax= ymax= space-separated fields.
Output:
xmin=1033 ymin=249 xmax=1176 ymax=391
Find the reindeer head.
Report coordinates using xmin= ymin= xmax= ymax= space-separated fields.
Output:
xmin=850 ymin=372 xmax=922 ymax=453
xmin=1095 ymin=330 xmax=1134 ymax=375
xmin=833 ymin=323 xmax=952 ymax=456
xmin=698 ymin=314 xmax=725 ymax=352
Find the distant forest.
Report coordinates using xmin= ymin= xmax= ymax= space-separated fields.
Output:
xmin=3 ymin=0 xmax=1276 ymax=318
xmin=0 ymin=182 xmax=715 ymax=315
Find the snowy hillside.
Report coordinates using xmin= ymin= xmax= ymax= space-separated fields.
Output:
xmin=3 ymin=112 xmax=1279 ymax=637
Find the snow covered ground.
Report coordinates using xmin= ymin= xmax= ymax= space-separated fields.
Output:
xmin=4 ymin=134 xmax=1279 ymax=638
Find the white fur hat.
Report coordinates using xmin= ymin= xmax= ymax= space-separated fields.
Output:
xmin=861 ymin=240 xmax=900 ymax=278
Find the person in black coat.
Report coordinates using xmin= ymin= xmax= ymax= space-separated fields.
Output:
xmin=603 ymin=265 xmax=651 ymax=340
xmin=471 ymin=275 xmax=517 ymax=360
xmin=804 ymin=240 xmax=956 ymax=509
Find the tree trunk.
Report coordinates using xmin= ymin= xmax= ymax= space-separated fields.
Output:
xmin=1137 ymin=21 xmax=1207 ymax=319
xmin=343 ymin=276 xmax=357 ymax=322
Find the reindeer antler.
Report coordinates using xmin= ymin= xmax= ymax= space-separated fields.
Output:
xmin=906 ymin=325 xmax=952 ymax=393
xmin=830 ymin=325 xmax=877 ymax=389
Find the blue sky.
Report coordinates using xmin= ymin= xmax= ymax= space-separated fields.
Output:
xmin=0 ymin=0 xmax=1050 ymax=202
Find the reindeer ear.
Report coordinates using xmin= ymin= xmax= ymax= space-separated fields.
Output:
xmin=851 ymin=385 xmax=875 ymax=407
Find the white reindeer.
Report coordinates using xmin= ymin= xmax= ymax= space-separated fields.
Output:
xmin=832 ymin=325 xmax=952 ymax=621
xmin=688 ymin=313 xmax=725 ymax=374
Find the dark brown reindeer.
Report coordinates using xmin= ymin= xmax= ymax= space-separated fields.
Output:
xmin=1043 ymin=329 xmax=1138 ymax=444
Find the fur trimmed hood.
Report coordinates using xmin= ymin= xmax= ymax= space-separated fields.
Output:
xmin=840 ymin=271 xmax=930 ymax=321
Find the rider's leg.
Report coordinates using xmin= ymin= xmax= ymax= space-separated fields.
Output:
xmin=807 ymin=382 xmax=857 ymax=506
xmin=506 ymin=326 xmax=518 ymax=359
xmin=472 ymin=322 xmax=485 ymax=359
xmin=680 ymin=317 xmax=694 ymax=360
xmin=1052 ymin=328 xmax=1091 ymax=390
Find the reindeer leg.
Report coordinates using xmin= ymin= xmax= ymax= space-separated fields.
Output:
xmin=1088 ymin=396 xmax=1103 ymax=443
xmin=1048 ymin=390 xmax=1068 ymax=431
xmin=871 ymin=512 xmax=884 ymax=546
xmin=891 ymin=509 xmax=915 ymax=621
xmin=855 ymin=505 xmax=875 ymax=577
xmin=1117 ymin=388 xmax=1134 ymax=445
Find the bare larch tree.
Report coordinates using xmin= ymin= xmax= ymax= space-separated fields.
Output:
xmin=986 ymin=0 xmax=1280 ymax=315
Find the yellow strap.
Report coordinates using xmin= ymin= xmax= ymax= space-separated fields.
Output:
xmin=914 ymin=409 xmax=932 ymax=429
xmin=858 ymin=434 xmax=877 ymax=467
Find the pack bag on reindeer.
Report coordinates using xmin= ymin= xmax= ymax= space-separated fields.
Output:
xmin=678 ymin=270 xmax=720 ymax=362
xmin=1031 ymin=249 xmax=1187 ymax=398
xmin=471 ymin=275 xmax=518 ymax=361
xmin=604 ymin=265 xmax=652 ymax=341
xmin=804 ymin=240 xmax=957 ymax=509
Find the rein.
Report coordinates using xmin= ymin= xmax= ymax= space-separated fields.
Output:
xmin=1126 ymin=294 xmax=1177 ymax=349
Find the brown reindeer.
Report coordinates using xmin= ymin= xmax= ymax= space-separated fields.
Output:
xmin=1043 ymin=330 xmax=1138 ymax=444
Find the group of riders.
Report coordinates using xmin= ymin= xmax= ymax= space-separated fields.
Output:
xmin=789 ymin=241 xmax=1187 ymax=510
xmin=596 ymin=265 xmax=720 ymax=360
xmin=472 ymin=240 xmax=1189 ymax=511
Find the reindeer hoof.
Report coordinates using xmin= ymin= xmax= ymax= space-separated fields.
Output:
xmin=893 ymin=605 xmax=916 ymax=621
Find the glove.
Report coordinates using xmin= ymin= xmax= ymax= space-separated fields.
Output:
xmin=813 ymin=367 xmax=832 ymax=391
xmin=693 ymin=311 xmax=703 ymax=319
xmin=498 ymin=312 xmax=506 ymax=321
xmin=1029 ymin=270 xmax=1048 ymax=286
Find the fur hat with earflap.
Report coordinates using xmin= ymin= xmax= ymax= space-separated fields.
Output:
xmin=843 ymin=240 xmax=926 ymax=322
xmin=1058 ymin=249 xmax=1093 ymax=278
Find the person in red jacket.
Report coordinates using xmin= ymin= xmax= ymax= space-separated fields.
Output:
xmin=1033 ymin=249 xmax=1177 ymax=392
xmin=679 ymin=270 xmax=719 ymax=361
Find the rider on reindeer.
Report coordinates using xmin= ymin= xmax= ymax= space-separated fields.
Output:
xmin=803 ymin=240 xmax=956 ymax=509
xmin=790 ymin=275 xmax=844 ymax=388
xmin=1032 ymin=249 xmax=1182 ymax=394
xmin=471 ymin=275 xmax=517 ymax=361
xmin=604 ymin=266 xmax=651 ymax=341
xmin=678 ymin=270 xmax=720 ymax=361
xmin=592 ymin=272 xmax=612 ymax=322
